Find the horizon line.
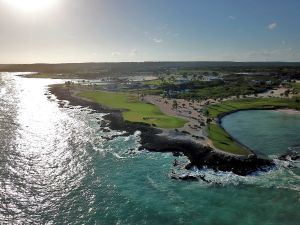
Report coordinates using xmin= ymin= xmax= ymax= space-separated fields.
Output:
xmin=1 ymin=60 xmax=300 ymax=65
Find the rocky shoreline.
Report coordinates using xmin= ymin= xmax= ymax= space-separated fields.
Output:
xmin=49 ymin=84 xmax=275 ymax=178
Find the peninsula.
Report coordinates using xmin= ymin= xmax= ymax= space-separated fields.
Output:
xmin=34 ymin=62 xmax=300 ymax=178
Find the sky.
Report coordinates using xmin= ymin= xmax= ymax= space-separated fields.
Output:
xmin=0 ymin=0 xmax=299 ymax=63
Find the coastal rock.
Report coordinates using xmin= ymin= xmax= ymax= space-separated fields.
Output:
xmin=173 ymin=152 xmax=183 ymax=157
xmin=50 ymin=85 xmax=275 ymax=177
xmin=102 ymin=128 xmax=110 ymax=133
xmin=278 ymin=150 xmax=300 ymax=161
xmin=171 ymin=173 xmax=199 ymax=181
xmin=170 ymin=172 xmax=212 ymax=183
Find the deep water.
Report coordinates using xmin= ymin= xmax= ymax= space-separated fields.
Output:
xmin=0 ymin=73 xmax=299 ymax=225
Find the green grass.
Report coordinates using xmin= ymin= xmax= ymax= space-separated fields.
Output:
xmin=129 ymin=89 xmax=163 ymax=96
xmin=291 ymin=82 xmax=300 ymax=93
xmin=207 ymin=97 xmax=300 ymax=118
xmin=208 ymin=124 xmax=250 ymax=155
xmin=79 ymin=91 xmax=187 ymax=129
xmin=177 ymin=83 xmax=267 ymax=100
xmin=206 ymin=97 xmax=300 ymax=155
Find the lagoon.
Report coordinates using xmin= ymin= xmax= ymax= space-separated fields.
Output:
xmin=221 ymin=110 xmax=300 ymax=156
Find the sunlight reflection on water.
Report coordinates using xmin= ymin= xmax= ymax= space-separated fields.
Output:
xmin=0 ymin=73 xmax=103 ymax=223
xmin=0 ymin=72 xmax=299 ymax=225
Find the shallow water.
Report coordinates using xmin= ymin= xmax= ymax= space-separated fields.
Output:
xmin=0 ymin=73 xmax=299 ymax=224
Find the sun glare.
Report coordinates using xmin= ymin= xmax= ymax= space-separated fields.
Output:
xmin=2 ymin=0 xmax=58 ymax=12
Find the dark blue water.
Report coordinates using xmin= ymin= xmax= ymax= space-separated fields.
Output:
xmin=0 ymin=73 xmax=299 ymax=224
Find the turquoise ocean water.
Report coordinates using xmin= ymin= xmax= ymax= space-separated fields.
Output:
xmin=0 ymin=73 xmax=299 ymax=224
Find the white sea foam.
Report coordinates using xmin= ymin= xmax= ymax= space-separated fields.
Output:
xmin=113 ymin=153 xmax=126 ymax=159
xmin=0 ymin=87 xmax=6 ymax=96
xmin=171 ymin=154 xmax=300 ymax=192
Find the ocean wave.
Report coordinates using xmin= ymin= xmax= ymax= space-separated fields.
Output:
xmin=171 ymin=155 xmax=300 ymax=191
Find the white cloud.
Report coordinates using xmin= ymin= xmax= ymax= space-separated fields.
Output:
xmin=268 ymin=22 xmax=277 ymax=30
xmin=129 ymin=49 xmax=138 ymax=57
xmin=156 ymin=23 xmax=168 ymax=31
xmin=228 ymin=16 xmax=236 ymax=20
xmin=111 ymin=51 xmax=121 ymax=57
xmin=144 ymin=24 xmax=179 ymax=44
xmin=153 ymin=38 xmax=163 ymax=43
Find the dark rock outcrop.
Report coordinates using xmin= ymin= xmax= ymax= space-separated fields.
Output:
xmin=278 ymin=150 xmax=300 ymax=161
xmin=49 ymin=85 xmax=275 ymax=176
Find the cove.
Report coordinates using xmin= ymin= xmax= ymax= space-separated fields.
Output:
xmin=221 ymin=110 xmax=300 ymax=156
